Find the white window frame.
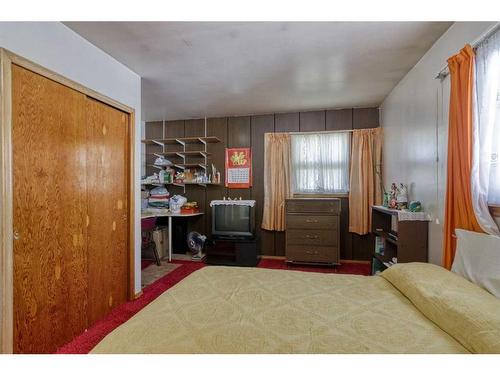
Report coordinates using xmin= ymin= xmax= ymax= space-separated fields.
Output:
xmin=291 ymin=131 xmax=351 ymax=196
xmin=488 ymin=91 xmax=500 ymax=206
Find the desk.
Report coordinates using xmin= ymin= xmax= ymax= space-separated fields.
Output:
xmin=141 ymin=210 xmax=204 ymax=261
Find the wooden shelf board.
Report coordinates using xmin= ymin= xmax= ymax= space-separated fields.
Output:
xmin=147 ymin=151 xmax=211 ymax=158
xmin=141 ymin=136 xmax=220 ymax=145
xmin=140 ymin=182 xmax=165 ymax=186
xmin=147 ymin=164 xmax=177 ymax=170
xmin=372 ymin=205 xmax=400 ymax=216
xmin=147 ymin=163 xmax=208 ymax=170
xmin=373 ymin=253 xmax=391 ymax=264
xmin=373 ymin=230 xmax=398 ymax=246
xmin=142 ymin=139 xmax=178 ymax=145
xmin=178 ymin=151 xmax=211 ymax=157
xmin=184 ymin=136 xmax=220 ymax=144
xmin=173 ymin=164 xmax=207 ymax=170
xmin=148 ymin=152 xmax=182 ymax=157
xmin=182 ymin=182 xmax=220 ymax=186
xmin=141 ymin=181 xmax=220 ymax=187
xmin=373 ymin=254 xmax=389 ymax=269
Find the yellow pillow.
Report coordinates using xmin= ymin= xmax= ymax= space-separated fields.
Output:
xmin=381 ymin=262 xmax=500 ymax=354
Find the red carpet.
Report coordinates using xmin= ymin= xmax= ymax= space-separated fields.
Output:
xmin=56 ymin=259 xmax=370 ymax=354
xmin=56 ymin=260 xmax=204 ymax=354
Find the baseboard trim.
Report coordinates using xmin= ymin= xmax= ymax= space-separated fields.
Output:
xmin=260 ymin=255 xmax=370 ymax=265
xmin=260 ymin=255 xmax=286 ymax=260
xmin=340 ymin=259 xmax=371 ymax=265
xmin=133 ymin=291 xmax=143 ymax=300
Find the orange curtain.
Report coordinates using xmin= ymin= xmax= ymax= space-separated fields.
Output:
xmin=443 ymin=44 xmax=484 ymax=269
xmin=349 ymin=128 xmax=383 ymax=235
xmin=262 ymin=133 xmax=292 ymax=231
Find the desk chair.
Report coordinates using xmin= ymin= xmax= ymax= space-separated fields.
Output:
xmin=141 ymin=217 xmax=161 ymax=266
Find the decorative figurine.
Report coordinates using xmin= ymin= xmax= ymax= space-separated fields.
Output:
xmin=409 ymin=201 xmax=422 ymax=212
xmin=397 ymin=183 xmax=408 ymax=210
xmin=389 ymin=183 xmax=399 ymax=209
xmin=383 ymin=192 xmax=391 ymax=208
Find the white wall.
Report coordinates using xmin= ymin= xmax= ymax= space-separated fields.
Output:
xmin=0 ymin=22 xmax=143 ymax=293
xmin=380 ymin=22 xmax=497 ymax=265
xmin=141 ymin=121 xmax=146 ymax=177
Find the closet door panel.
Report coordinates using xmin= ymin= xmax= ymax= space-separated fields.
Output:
xmin=12 ymin=65 xmax=88 ymax=353
xmin=85 ymin=98 xmax=129 ymax=325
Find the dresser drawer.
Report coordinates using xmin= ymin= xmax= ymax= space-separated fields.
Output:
xmin=286 ymin=245 xmax=339 ymax=264
xmin=286 ymin=214 xmax=338 ymax=230
xmin=286 ymin=229 xmax=338 ymax=246
xmin=286 ymin=199 xmax=340 ymax=214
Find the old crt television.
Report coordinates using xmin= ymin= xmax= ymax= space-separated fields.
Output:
xmin=212 ymin=200 xmax=255 ymax=239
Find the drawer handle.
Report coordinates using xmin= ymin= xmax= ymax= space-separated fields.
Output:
xmin=305 ymin=235 xmax=319 ymax=239
xmin=305 ymin=250 xmax=319 ymax=255
xmin=305 ymin=219 xmax=319 ymax=223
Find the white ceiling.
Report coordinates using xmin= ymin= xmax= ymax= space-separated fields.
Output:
xmin=65 ymin=22 xmax=452 ymax=121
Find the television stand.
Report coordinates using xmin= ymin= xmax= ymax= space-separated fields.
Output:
xmin=205 ymin=237 xmax=260 ymax=267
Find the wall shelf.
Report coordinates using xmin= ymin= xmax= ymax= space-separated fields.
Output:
xmin=148 ymin=151 xmax=182 ymax=157
xmin=140 ymin=182 xmax=165 ymax=186
xmin=142 ymin=138 xmax=178 ymax=145
xmin=177 ymin=151 xmax=211 ymax=157
xmin=178 ymin=182 xmax=220 ymax=186
xmin=173 ymin=163 xmax=207 ymax=170
xmin=146 ymin=163 xmax=208 ymax=170
xmin=148 ymin=151 xmax=211 ymax=158
xmin=142 ymin=136 xmax=220 ymax=145
xmin=141 ymin=181 xmax=221 ymax=188
xmin=142 ymin=120 xmax=221 ymax=193
xmin=147 ymin=164 xmax=170 ymax=170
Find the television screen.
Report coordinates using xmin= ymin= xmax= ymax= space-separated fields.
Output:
xmin=213 ymin=205 xmax=252 ymax=235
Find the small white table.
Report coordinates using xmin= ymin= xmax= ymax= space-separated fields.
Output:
xmin=141 ymin=210 xmax=204 ymax=262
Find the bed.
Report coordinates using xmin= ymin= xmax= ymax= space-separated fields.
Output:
xmin=91 ymin=262 xmax=500 ymax=354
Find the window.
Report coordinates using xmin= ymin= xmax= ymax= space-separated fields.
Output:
xmin=291 ymin=132 xmax=350 ymax=194
xmin=488 ymin=91 xmax=500 ymax=205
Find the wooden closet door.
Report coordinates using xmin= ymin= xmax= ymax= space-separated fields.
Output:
xmin=85 ymin=98 xmax=129 ymax=325
xmin=12 ymin=65 xmax=88 ymax=353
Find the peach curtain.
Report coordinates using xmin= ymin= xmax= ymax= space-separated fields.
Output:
xmin=349 ymin=128 xmax=383 ymax=235
xmin=262 ymin=133 xmax=292 ymax=231
xmin=443 ymin=44 xmax=484 ymax=269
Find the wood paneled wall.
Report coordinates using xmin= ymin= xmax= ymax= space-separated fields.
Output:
xmin=145 ymin=107 xmax=379 ymax=260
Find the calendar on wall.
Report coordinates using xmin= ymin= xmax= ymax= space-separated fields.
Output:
xmin=225 ymin=147 xmax=252 ymax=188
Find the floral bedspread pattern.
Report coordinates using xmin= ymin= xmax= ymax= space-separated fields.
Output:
xmin=91 ymin=265 xmax=478 ymax=353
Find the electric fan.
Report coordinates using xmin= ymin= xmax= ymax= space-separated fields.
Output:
xmin=187 ymin=231 xmax=207 ymax=260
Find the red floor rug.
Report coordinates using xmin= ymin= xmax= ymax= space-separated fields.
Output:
xmin=56 ymin=259 xmax=370 ymax=354
xmin=56 ymin=260 xmax=204 ymax=354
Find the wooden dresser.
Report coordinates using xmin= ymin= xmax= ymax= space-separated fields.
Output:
xmin=285 ymin=198 xmax=341 ymax=265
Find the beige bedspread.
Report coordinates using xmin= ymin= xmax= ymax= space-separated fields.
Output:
xmin=91 ymin=263 xmax=500 ymax=353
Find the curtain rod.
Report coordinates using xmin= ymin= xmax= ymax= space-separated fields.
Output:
xmin=288 ymin=129 xmax=355 ymax=135
xmin=434 ymin=22 xmax=500 ymax=80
